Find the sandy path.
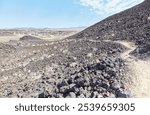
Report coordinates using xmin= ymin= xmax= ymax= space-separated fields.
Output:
xmin=115 ymin=41 xmax=150 ymax=98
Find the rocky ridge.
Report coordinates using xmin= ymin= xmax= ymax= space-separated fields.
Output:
xmin=0 ymin=35 xmax=129 ymax=98
xmin=68 ymin=0 xmax=150 ymax=59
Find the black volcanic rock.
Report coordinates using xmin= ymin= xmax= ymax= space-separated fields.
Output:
xmin=69 ymin=0 xmax=150 ymax=42
xmin=0 ymin=43 xmax=16 ymax=57
xmin=0 ymin=37 xmax=128 ymax=98
xmin=0 ymin=43 xmax=15 ymax=50
xmin=68 ymin=0 xmax=150 ymax=59
xmin=2 ymin=1 xmax=148 ymax=98
xmin=132 ymin=43 xmax=150 ymax=59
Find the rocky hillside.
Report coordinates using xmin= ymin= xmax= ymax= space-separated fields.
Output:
xmin=68 ymin=0 xmax=150 ymax=59
xmin=0 ymin=1 xmax=149 ymax=98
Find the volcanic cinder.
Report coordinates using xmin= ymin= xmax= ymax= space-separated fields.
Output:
xmin=0 ymin=0 xmax=150 ymax=98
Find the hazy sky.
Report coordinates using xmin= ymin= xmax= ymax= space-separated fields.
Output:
xmin=0 ymin=0 xmax=144 ymax=28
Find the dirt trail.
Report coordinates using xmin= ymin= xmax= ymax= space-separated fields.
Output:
xmin=114 ymin=41 xmax=150 ymax=98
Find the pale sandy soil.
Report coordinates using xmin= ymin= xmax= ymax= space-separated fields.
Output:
xmin=35 ymin=33 xmax=76 ymax=41
xmin=0 ymin=33 xmax=75 ymax=43
xmin=0 ymin=28 xmax=83 ymax=42
xmin=0 ymin=35 xmax=23 ymax=42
